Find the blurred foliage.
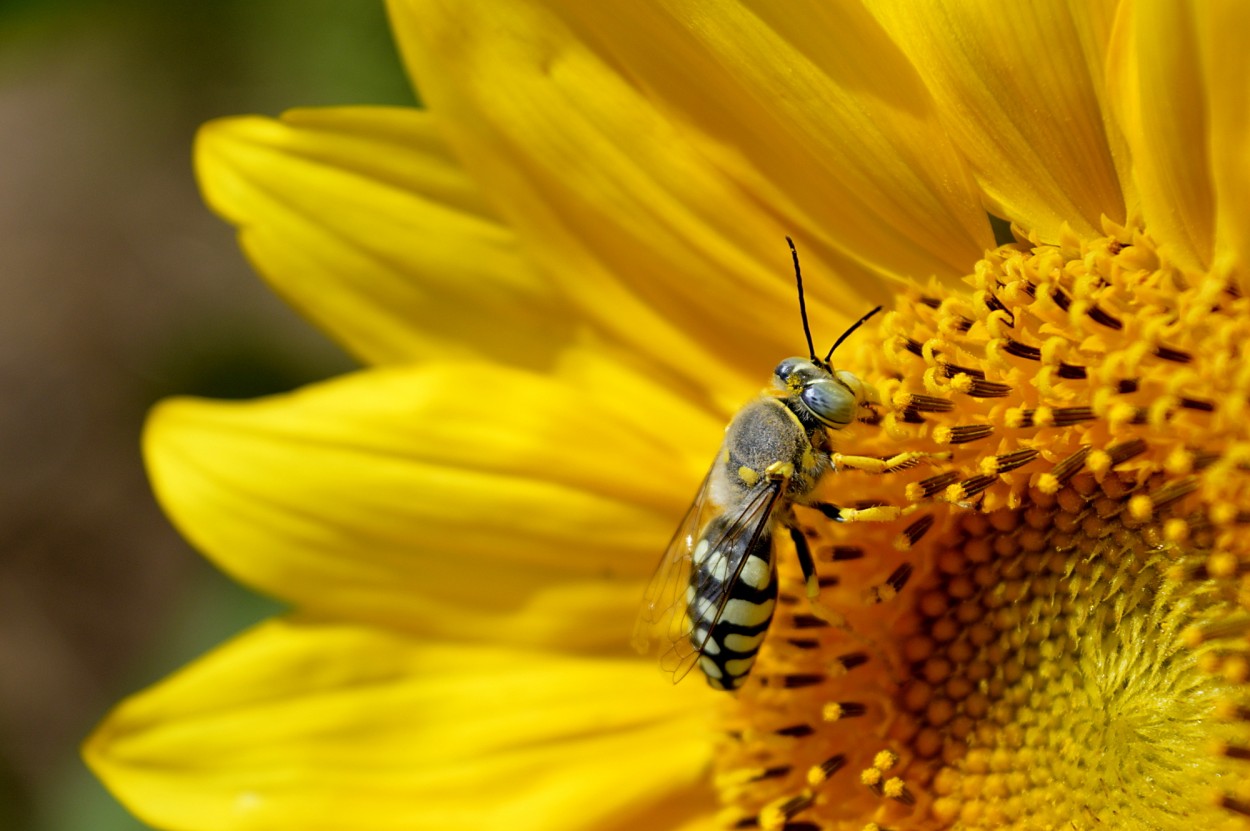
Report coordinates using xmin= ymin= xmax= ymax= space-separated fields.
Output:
xmin=0 ymin=2 xmax=415 ymax=830
xmin=1 ymin=0 xmax=416 ymax=111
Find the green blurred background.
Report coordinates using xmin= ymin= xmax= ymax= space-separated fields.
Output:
xmin=0 ymin=2 xmax=414 ymax=828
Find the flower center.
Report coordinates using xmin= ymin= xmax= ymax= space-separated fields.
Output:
xmin=713 ymin=221 xmax=1250 ymax=830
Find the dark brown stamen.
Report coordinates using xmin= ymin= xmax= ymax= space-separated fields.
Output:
xmin=1051 ymin=446 xmax=1092 ymax=483
xmin=938 ymin=424 xmax=995 ymax=444
xmin=886 ymin=563 xmax=913 ymax=592
xmin=950 ymin=474 xmax=997 ymax=500
xmin=1053 ymin=406 xmax=1096 ymax=426
xmin=913 ymin=471 xmax=960 ymax=499
xmin=940 ymin=361 xmax=986 ymax=380
xmin=983 ymin=447 xmax=1041 ymax=474
xmin=1087 ymin=305 xmax=1123 ymax=329
xmin=902 ymin=393 xmax=955 ymax=413
xmin=750 ymin=766 xmax=793 ymax=782
xmin=1155 ymin=345 xmax=1193 ymax=364
xmin=810 ymin=753 xmax=847 ymax=782
xmin=1004 ymin=338 xmax=1041 ymax=360
xmin=837 ymin=652 xmax=868 ymax=671
xmin=1180 ymin=397 xmax=1215 ymax=412
xmin=965 ymin=378 xmax=1013 ymax=398
xmin=899 ymin=514 xmax=935 ymax=547
xmin=1105 ymin=438 xmax=1148 ymax=467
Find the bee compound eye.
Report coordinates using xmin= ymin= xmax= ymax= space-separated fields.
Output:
xmin=773 ymin=357 xmax=810 ymax=390
xmin=802 ymin=380 xmax=856 ymax=426
xmin=774 ymin=357 xmax=800 ymax=380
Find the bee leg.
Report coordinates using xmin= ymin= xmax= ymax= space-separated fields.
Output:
xmin=833 ymin=450 xmax=951 ymax=474
xmin=812 ymin=501 xmax=921 ymax=523
xmin=787 ymin=525 xmax=821 ymax=601
xmin=785 ymin=529 xmax=906 ymax=682
xmin=786 ymin=525 xmax=849 ymax=627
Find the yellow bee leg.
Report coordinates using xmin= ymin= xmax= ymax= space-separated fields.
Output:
xmin=837 ymin=504 xmax=921 ymax=523
xmin=812 ymin=502 xmax=921 ymax=523
xmin=832 ymin=450 xmax=951 ymax=474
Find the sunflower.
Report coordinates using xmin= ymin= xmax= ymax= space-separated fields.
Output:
xmin=86 ymin=2 xmax=1250 ymax=830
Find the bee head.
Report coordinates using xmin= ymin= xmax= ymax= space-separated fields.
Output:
xmin=772 ymin=357 xmax=863 ymax=428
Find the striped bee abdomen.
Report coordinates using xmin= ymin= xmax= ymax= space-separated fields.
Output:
xmin=688 ymin=513 xmax=778 ymax=691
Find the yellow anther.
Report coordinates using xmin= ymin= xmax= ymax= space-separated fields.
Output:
xmin=1107 ymin=401 xmax=1140 ymax=430
xmin=883 ymin=777 xmax=914 ymax=804
xmin=1211 ymin=501 xmax=1238 ymax=525
xmin=860 ymin=767 xmax=883 ymax=787
xmin=985 ymin=338 xmax=1011 ymax=370
xmin=1128 ymin=493 xmax=1153 ymax=521
xmin=1163 ymin=518 xmax=1189 ymax=543
xmin=948 ymin=373 xmax=974 ymax=394
xmin=1035 ymin=473 xmax=1061 ymax=495
xmin=1164 ymin=446 xmax=1194 ymax=475
xmin=758 ymin=791 xmax=814 ymax=831
xmin=1148 ymin=396 xmax=1177 ymax=429
xmin=985 ymin=310 xmax=1013 ymax=338
xmin=1040 ymin=336 xmax=1070 ymax=365
xmin=1086 ymin=450 xmax=1112 ymax=475
xmin=822 ymin=702 xmax=855 ymax=722
xmin=921 ymin=339 xmax=945 ymax=364
xmin=1207 ymin=551 xmax=1239 ymax=578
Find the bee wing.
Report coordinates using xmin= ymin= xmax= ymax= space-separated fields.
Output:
xmin=664 ymin=482 xmax=780 ymax=683
xmin=633 ymin=457 xmax=781 ymax=684
xmin=631 ymin=465 xmax=716 ymax=655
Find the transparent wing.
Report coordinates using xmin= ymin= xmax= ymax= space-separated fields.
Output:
xmin=633 ymin=457 xmax=781 ymax=684
xmin=631 ymin=465 xmax=716 ymax=656
xmin=664 ymin=482 xmax=780 ymax=683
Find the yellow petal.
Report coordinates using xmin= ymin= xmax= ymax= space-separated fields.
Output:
xmin=547 ymin=0 xmax=992 ymax=277
xmin=196 ymin=107 xmax=576 ymax=367
xmin=144 ymin=361 xmax=721 ymax=649
xmin=387 ymin=0 xmax=991 ymax=385
xmin=867 ymin=0 xmax=1128 ymax=241
xmin=1194 ymin=3 xmax=1250 ymax=290
xmin=85 ymin=618 xmax=713 ymax=831
xmin=1106 ymin=0 xmax=1215 ymax=272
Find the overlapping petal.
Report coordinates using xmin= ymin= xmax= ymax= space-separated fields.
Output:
xmin=867 ymin=0 xmax=1128 ymax=241
xmin=85 ymin=618 xmax=713 ymax=831
xmin=196 ymin=107 xmax=576 ymax=368
xmin=548 ymin=0 xmax=993 ymax=277
xmin=1106 ymin=0 xmax=1215 ymax=272
xmin=144 ymin=361 xmax=721 ymax=650
xmin=1194 ymin=3 xmax=1250 ymax=290
xmin=387 ymin=0 xmax=993 ymax=390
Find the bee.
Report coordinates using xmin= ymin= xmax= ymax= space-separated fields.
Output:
xmin=633 ymin=239 xmax=928 ymax=691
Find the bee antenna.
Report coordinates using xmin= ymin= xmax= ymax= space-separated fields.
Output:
xmin=824 ymin=305 xmax=883 ymax=363
xmin=786 ymin=236 xmax=818 ymax=362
